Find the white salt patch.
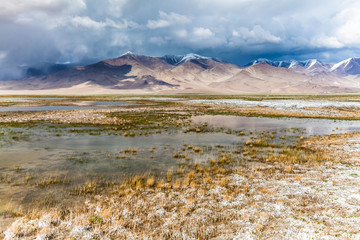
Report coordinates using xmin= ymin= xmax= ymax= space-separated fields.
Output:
xmin=188 ymin=99 xmax=360 ymax=115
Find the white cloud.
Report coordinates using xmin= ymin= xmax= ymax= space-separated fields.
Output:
xmin=110 ymin=33 xmax=130 ymax=47
xmin=70 ymin=16 xmax=132 ymax=30
xmin=0 ymin=51 xmax=7 ymax=59
xmin=147 ymin=11 xmax=190 ymax=29
xmin=14 ymin=16 xmax=34 ymax=24
xmin=73 ymin=44 xmax=88 ymax=57
xmin=220 ymin=17 xmax=230 ymax=22
xmin=304 ymin=2 xmax=360 ymax=49
xmin=71 ymin=16 xmax=105 ymax=29
xmin=4 ymin=0 xmax=360 ymax=80
xmin=232 ymin=30 xmax=240 ymax=37
xmin=311 ymin=35 xmax=343 ymax=48
xmin=175 ymin=29 xmax=188 ymax=38
xmin=0 ymin=0 xmax=86 ymax=22
xmin=234 ymin=25 xmax=281 ymax=44
xmin=108 ymin=0 xmax=128 ymax=18
xmin=333 ymin=4 xmax=360 ymax=46
xmin=193 ymin=27 xmax=214 ymax=39
xmin=149 ymin=37 xmax=167 ymax=45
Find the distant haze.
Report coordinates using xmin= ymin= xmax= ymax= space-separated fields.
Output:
xmin=1 ymin=0 xmax=360 ymax=80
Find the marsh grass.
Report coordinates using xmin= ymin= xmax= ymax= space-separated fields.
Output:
xmin=2 ymin=130 xmax=354 ymax=239
xmin=108 ymin=109 xmax=190 ymax=130
xmin=36 ymin=177 xmax=70 ymax=188
xmin=3 ymin=95 xmax=360 ymax=238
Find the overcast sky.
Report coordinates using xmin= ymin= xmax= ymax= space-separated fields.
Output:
xmin=1 ymin=0 xmax=360 ymax=79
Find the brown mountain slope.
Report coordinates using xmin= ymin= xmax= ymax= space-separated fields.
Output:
xmin=156 ymin=60 xmax=241 ymax=90
xmin=6 ymin=54 xmax=178 ymax=91
xmin=104 ymin=53 xmax=173 ymax=72
xmin=1 ymin=53 xmax=360 ymax=94
xmin=209 ymin=63 xmax=356 ymax=93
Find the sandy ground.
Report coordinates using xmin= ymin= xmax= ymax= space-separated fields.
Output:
xmin=0 ymin=82 xmax=224 ymax=95
xmin=0 ymin=82 xmax=157 ymax=95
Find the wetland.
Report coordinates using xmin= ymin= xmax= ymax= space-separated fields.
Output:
xmin=1 ymin=94 xmax=360 ymax=239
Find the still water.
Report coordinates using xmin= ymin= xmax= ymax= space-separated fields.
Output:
xmin=1 ymin=114 xmax=360 ymax=210
xmin=192 ymin=115 xmax=360 ymax=136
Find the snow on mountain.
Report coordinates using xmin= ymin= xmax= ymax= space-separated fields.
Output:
xmin=162 ymin=53 xmax=217 ymax=65
xmin=249 ymin=58 xmax=330 ymax=72
xmin=180 ymin=53 xmax=210 ymax=63
xmin=4 ymin=52 xmax=360 ymax=94
xmin=331 ymin=58 xmax=352 ymax=71
xmin=249 ymin=58 xmax=283 ymax=67
xmin=288 ymin=60 xmax=301 ymax=69
xmin=250 ymin=59 xmax=306 ymax=69
xmin=119 ymin=51 xmax=135 ymax=57
xmin=304 ymin=59 xmax=318 ymax=69
xmin=161 ymin=55 xmax=184 ymax=65
xmin=330 ymin=58 xmax=360 ymax=75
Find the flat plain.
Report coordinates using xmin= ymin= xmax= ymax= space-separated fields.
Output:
xmin=1 ymin=94 xmax=360 ymax=239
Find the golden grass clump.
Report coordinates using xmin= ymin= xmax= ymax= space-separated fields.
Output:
xmin=218 ymin=155 xmax=231 ymax=165
xmin=166 ymin=170 xmax=173 ymax=182
xmin=146 ymin=177 xmax=155 ymax=188
xmin=188 ymin=171 xmax=196 ymax=180
xmin=193 ymin=147 xmax=200 ymax=152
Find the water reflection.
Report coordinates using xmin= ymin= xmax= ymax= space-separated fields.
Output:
xmin=192 ymin=115 xmax=360 ymax=136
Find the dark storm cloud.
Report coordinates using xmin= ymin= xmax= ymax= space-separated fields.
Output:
xmin=1 ymin=0 xmax=360 ymax=79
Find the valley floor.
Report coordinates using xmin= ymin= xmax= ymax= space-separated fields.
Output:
xmin=1 ymin=95 xmax=360 ymax=239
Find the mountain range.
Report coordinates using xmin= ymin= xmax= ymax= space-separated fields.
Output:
xmin=248 ymin=57 xmax=360 ymax=76
xmin=1 ymin=52 xmax=360 ymax=94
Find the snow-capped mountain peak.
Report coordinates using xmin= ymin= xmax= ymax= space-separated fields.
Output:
xmin=250 ymin=58 xmax=284 ymax=67
xmin=162 ymin=53 xmax=215 ymax=65
xmin=330 ymin=57 xmax=360 ymax=75
xmin=249 ymin=58 xmax=325 ymax=70
xmin=119 ymin=51 xmax=136 ymax=57
xmin=248 ymin=57 xmax=360 ymax=75
xmin=330 ymin=58 xmax=353 ymax=71
xmin=288 ymin=60 xmax=299 ymax=69
xmin=304 ymin=59 xmax=318 ymax=69
xmin=180 ymin=53 xmax=210 ymax=63
xmin=252 ymin=58 xmax=271 ymax=64
xmin=250 ymin=59 xmax=302 ymax=69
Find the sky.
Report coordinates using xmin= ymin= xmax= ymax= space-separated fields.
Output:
xmin=1 ymin=0 xmax=360 ymax=79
